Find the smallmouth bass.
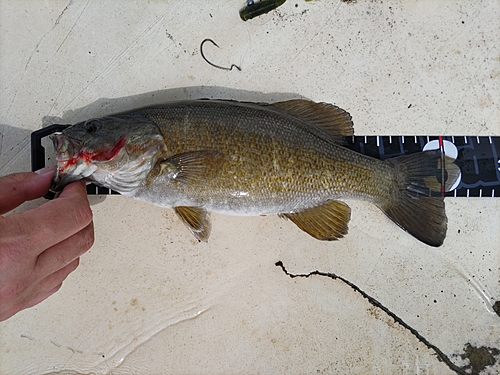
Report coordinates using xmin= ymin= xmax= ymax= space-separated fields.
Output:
xmin=50 ymin=99 xmax=460 ymax=246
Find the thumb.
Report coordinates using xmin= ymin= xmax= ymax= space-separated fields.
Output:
xmin=0 ymin=166 xmax=56 ymax=215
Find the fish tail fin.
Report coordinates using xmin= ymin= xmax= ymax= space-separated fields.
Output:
xmin=379 ymin=150 xmax=461 ymax=247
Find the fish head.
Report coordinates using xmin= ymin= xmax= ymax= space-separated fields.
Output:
xmin=50 ymin=114 xmax=166 ymax=193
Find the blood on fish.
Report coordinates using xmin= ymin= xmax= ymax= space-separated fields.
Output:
xmin=87 ymin=136 xmax=126 ymax=161
xmin=59 ymin=136 xmax=126 ymax=171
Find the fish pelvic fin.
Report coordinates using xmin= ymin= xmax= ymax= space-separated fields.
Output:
xmin=174 ymin=206 xmax=211 ymax=242
xmin=279 ymin=200 xmax=351 ymax=241
xmin=271 ymin=100 xmax=354 ymax=143
xmin=380 ymin=150 xmax=461 ymax=247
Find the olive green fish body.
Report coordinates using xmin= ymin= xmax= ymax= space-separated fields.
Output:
xmin=132 ymin=101 xmax=392 ymax=213
xmin=50 ymin=99 xmax=460 ymax=246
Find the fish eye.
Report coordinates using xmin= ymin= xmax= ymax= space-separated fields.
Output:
xmin=84 ymin=121 xmax=98 ymax=134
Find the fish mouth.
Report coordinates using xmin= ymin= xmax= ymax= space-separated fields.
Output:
xmin=50 ymin=165 xmax=85 ymax=193
xmin=49 ymin=133 xmax=89 ymax=193
xmin=51 ymin=132 xmax=80 ymax=162
xmin=49 ymin=132 xmax=128 ymax=193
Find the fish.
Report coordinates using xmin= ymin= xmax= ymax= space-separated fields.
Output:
xmin=50 ymin=99 xmax=460 ymax=246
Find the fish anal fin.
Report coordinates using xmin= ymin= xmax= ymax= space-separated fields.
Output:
xmin=271 ymin=99 xmax=354 ymax=141
xmin=174 ymin=206 xmax=211 ymax=242
xmin=279 ymin=200 xmax=351 ymax=241
xmin=150 ymin=150 xmax=225 ymax=184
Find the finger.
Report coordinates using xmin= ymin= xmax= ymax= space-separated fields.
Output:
xmin=0 ymin=180 xmax=92 ymax=258
xmin=35 ymin=221 xmax=94 ymax=279
xmin=24 ymin=259 xmax=79 ymax=310
xmin=0 ymin=166 xmax=55 ymax=215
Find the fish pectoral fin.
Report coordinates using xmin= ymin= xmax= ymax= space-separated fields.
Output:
xmin=174 ymin=206 xmax=211 ymax=242
xmin=279 ymin=200 xmax=351 ymax=241
xmin=159 ymin=150 xmax=225 ymax=183
xmin=271 ymin=99 xmax=354 ymax=142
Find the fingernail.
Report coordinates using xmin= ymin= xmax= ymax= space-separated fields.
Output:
xmin=35 ymin=165 xmax=56 ymax=175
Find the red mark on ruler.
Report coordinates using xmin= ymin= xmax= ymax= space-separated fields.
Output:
xmin=439 ymin=136 xmax=445 ymax=197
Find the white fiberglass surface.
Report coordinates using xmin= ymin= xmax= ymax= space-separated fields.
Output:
xmin=1 ymin=1 xmax=499 ymax=374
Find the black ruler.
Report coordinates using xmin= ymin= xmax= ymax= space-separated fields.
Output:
xmin=346 ymin=135 xmax=500 ymax=198
xmin=31 ymin=126 xmax=500 ymax=198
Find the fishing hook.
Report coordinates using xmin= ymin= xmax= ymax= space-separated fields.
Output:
xmin=200 ymin=38 xmax=241 ymax=72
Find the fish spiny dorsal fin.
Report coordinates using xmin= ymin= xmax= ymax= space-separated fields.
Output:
xmin=271 ymin=100 xmax=354 ymax=142
xmin=279 ymin=200 xmax=351 ymax=241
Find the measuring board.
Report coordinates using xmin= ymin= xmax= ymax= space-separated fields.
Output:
xmin=31 ymin=125 xmax=500 ymax=199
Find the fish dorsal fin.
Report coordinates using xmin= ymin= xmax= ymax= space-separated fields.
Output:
xmin=175 ymin=206 xmax=211 ymax=242
xmin=148 ymin=150 xmax=225 ymax=185
xmin=279 ymin=200 xmax=351 ymax=241
xmin=271 ymin=100 xmax=354 ymax=142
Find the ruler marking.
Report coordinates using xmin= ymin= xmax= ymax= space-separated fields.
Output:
xmin=473 ymin=155 xmax=479 ymax=175
xmin=493 ymin=189 xmax=495 ymax=198
xmin=451 ymin=135 xmax=455 ymax=143
xmin=364 ymin=136 xmax=367 ymax=144
xmin=467 ymin=189 xmax=470 ymax=198
xmin=389 ymin=136 xmax=392 ymax=144
xmin=479 ymin=189 xmax=482 ymax=198
xmin=465 ymin=136 xmax=468 ymax=143
xmin=402 ymin=136 xmax=405 ymax=144
xmin=488 ymin=136 xmax=492 ymax=144
xmin=476 ymin=136 xmax=480 ymax=144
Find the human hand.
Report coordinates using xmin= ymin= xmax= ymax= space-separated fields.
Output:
xmin=0 ymin=167 xmax=94 ymax=321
